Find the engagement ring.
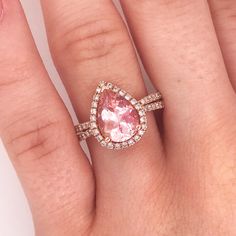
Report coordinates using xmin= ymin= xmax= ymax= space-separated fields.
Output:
xmin=75 ymin=81 xmax=164 ymax=150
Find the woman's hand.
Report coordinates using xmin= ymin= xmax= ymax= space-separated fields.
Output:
xmin=1 ymin=0 xmax=236 ymax=235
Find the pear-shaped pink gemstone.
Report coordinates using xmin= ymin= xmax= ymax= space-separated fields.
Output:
xmin=97 ymin=90 xmax=140 ymax=143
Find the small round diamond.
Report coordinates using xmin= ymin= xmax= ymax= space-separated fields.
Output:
xmin=107 ymin=83 xmax=113 ymax=89
xmin=114 ymin=143 xmax=121 ymax=149
xmin=139 ymin=110 xmax=145 ymax=116
xmin=135 ymin=104 xmax=142 ymax=110
xmin=125 ymin=94 xmax=131 ymax=100
xmin=140 ymin=116 xmax=147 ymax=123
xmin=113 ymin=87 xmax=119 ymax=93
xmin=96 ymin=88 xmax=102 ymax=93
xmin=90 ymin=122 xmax=97 ymax=129
xmin=107 ymin=142 xmax=114 ymax=149
xmin=101 ymin=141 xmax=106 ymax=147
xmin=119 ymin=90 xmax=126 ymax=96
xmin=94 ymin=95 xmax=99 ymax=101
xmin=91 ymin=108 xmax=97 ymax=114
xmin=92 ymin=129 xmax=99 ymax=136
xmin=131 ymin=99 xmax=137 ymax=105
xmin=139 ymin=130 xmax=145 ymax=136
xmin=122 ymin=142 xmax=128 ymax=147
xmin=141 ymin=123 xmax=147 ymax=130
xmin=97 ymin=135 xmax=103 ymax=141
xmin=92 ymin=102 xmax=97 ymax=108
xmin=128 ymin=139 xmax=134 ymax=145
xmin=99 ymin=81 xmax=105 ymax=86
xmin=90 ymin=115 xmax=96 ymax=121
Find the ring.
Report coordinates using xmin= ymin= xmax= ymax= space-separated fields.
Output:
xmin=75 ymin=81 xmax=164 ymax=150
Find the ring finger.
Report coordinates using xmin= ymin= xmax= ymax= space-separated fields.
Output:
xmin=40 ymin=0 xmax=165 ymax=218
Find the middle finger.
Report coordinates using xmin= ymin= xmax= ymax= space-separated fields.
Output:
xmin=120 ymin=0 xmax=236 ymax=162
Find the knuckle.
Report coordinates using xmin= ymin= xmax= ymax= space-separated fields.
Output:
xmin=212 ymin=0 xmax=236 ymax=17
xmin=211 ymin=1 xmax=236 ymax=31
xmin=129 ymin=0 xmax=194 ymax=8
xmin=0 ymin=60 xmax=32 ymax=91
xmin=157 ymin=0 xmax=200 ymax=19
xmin=3 ymin=113 xmax=70 ymax=163
xmin=51 ymin=18 xmax=128 ymax=65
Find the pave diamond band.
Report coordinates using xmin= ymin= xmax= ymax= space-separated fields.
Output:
xmin=75 ymin=81 xmax=164 ymax=150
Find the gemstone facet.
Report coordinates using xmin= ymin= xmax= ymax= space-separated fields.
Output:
xmin=97 ymin=90 xmax=140 ymax=143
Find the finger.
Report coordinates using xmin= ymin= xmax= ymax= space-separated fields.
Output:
xmin=209 ymin=0 xmax=236 ymax=91
xmin=0 ymin=1 xmax=94 ymax=235
xmin=40 ymin=0 xmax=165 ymax=212
xmin=120 ymin=1 xmax=236 ymax=158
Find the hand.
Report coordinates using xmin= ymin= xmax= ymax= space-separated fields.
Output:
xmin=1 ymin=0 xmax=236 ymax=235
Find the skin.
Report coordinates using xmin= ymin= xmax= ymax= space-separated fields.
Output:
xmin=0 ymin=0 xmax=236 ymax=235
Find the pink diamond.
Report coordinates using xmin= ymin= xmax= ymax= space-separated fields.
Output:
xmin=97 ymin=90 xmax=140 ymax=143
